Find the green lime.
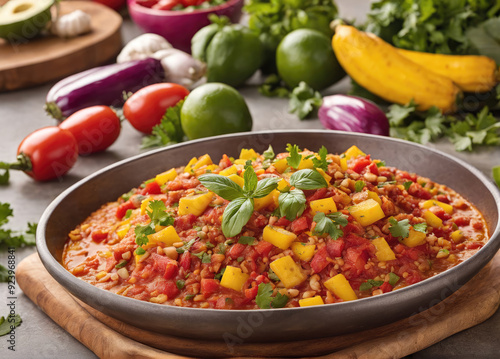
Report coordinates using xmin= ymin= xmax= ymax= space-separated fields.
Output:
xmin=180 ymin=83 xmax=252 ymax=140
xmin=276 ymin=29 xmax=345 ymax=91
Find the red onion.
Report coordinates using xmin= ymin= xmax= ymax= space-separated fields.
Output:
xmin=319 ymin=95 xmax=389 ymax=136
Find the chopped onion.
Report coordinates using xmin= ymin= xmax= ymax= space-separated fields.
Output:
xmin=319 ymin=95 xmax=389 ymax=136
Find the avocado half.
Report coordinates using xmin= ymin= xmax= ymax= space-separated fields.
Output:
xmin=0 ymin=0 xmax=55 ymax=41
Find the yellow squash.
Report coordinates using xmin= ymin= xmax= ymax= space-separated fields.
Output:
xmin=332 ymin=25 xmax=461 ymax=113
xmin=396 ymin=49 xmax=498 ymax=93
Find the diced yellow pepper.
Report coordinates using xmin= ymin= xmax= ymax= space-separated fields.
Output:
xmin=147 ymin=226 xmax=181 ymax=246
xmin=178 ymin=192 xmax=213 ymax=216
xmin=291 ymin=242 xmax=316 ymax=261
xmin=324 ymin=274 xmax=358 ymax=301
xmin=263 ymin=225 xmax=297 ymax=250
xmin=450 ymin=230 xmax=464 ymax=243
xmin=116 ymin=223 xmax=131 ymax=240
xmin=220 ymin=266 xmax=249 ymax=292
xmin=254 ymin=192 xmax=276 ymax=211
xmin=422 ymin=200 xmax=453 ymax=214
xmin=316 ymin=168 xmax=332 ymax=184
xmin=423 ymin=211 xmax=443 ymax=228
xmin=233 ymin=159 xmax=247 ymax=165
xmin=193 ymin=154 xmax=213 ymax=170
xmin=239 ymin=148 xmax=258 ymax=160
xmin=270 ymin=256 xmax=306 ymax=288
xmin=228 ymin=173 xmax=244 ymax=187
xmin=367 ymin=191 xmax=382 ymax=205
xmin=140 ymin=197 xmax=153 ymax=215
xmin=310 ymin=197 xmax=337 ymax=215
xmin=299 ymin=296 xmax=325 ymax=307
xmin=219 ymin=165 xmax=238 ymax=177
xmin=344 ymin=145 xmax=365 ymax=160
xmin=298 ymin=156 xmax=314 ymax=170
xmin=184 ymin=157 xmax=198 ymax=173
xmin=348 ymin=199 xmax=385 ymax=226
xmin=402 ymin=229 xmax=427 ymax=247
xmin=273 ymin=159 xmax=288 ymax=173
xmin=372 ymin=237 xmax=396 ymax=261
xmin=96 ymin=271 xmax=108 ymax=280
xmin=155 ymin=168 xmax=177 ymax=186
xmin=277 ymin=178 xmax=289 ymax=191
xmin=340 ymin=157 xmax=348 ymax=171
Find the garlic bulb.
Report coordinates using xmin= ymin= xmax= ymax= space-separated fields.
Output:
xmin=52 ymin=10 xmax=91 ymax=38
xmin=117 ymin=34 xmax=172 ymax=63
xmin=152 ymin=48 xmax=206 ymax=89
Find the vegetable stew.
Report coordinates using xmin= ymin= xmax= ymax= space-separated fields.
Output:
xmin=62 ymin=145 xmax=489 ymax=309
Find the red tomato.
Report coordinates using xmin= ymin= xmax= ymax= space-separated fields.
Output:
xmin=16 ymin=127 xmax=78 ymax=181
xmin=59 ymin=106 xmax=121 ymax=155
xmin=136 ymin=0 xmax=159 ymax=8
xmin=123 ymin=83 xmax=189 ymax=134
xmin=92 ymin=0 xmax=126 ymax=11
xmin=152 ymin=0 xmax=179 ymax=10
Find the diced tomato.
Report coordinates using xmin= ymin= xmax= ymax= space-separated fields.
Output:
xmin=349 ymin=156 xmax=372 ymax=174
xmin=248 ymin=213 xmax=268 ymax=229
xmin=366 ymin=162 xmax=379 ymax=176
xmin=343 ymin=222 xmax=364 ymax=236
xmin=429 ymin=206 xmax=451 ymax=221
xmin=403 ymin=247 xmax=421 ymax=261
xmin=116 ymin=200 xmax=136 ymax=219
xmin=245 ymin=285 xmax=259 ymax=299
xmin=393 ymin=243 xmax=405 ymax=254
xmin=343 ymin=247 xmax=367 ymax=278
xmin=228 ymin=243 xmax=246 ymax=259
xmin=157 ymin=280 xmax=180 ymax=298
xmin=311 ymin=246 xmax=329 ymax=273
xmin=152 ymin=0 xmax=178 ymax=10
xmin=408 ymin=183 xmax=432 ymax=199
xmin=201 ymin=279 xmax=219 ymax=296
xmin=164 ymin=262 xmax=178 ymax=279
xmin=344 ymin=233 xmax=370 ymax=248
xmin=291 ymin=216 xmax=309 ymax=233
xmin=405 ymin=272 xmax=423 ymax=285
xmin=85 ymin=256 xmax=100 ymax=270
xmin=380 ymin=282 xmax=392 ymax=293
xmin=255 ymin=240 xmax=273 ymax=258
xmin=307 ymin=188 xmax=328 ymax=202
xmin=453 ymin=216 xmax=470 ymax=227
xmin=175 ymin=214 xmax=197 ymax=231
xmin=91 ymin=230 xmax=108 ymax=243
xmin=179 ymin=252 xmax=191 ymax=270
xmin=465 ymin=242 xmax=483 ymax=250
xmin=140 ymin=181 xmax=162 ymax=195
xmin=136 ymin=0 xmax=158 ymax=8
xmin=274 ymin=217 xmax=291 ymax=227
xmin=397 ymin=171 xmax=417 ymax=182
xmin=436 ymin=195 xmax=450 ymax=204
xmin=326 ymin=238 xmax=345 ymax=258
xmin=219 ymin=154 xmax=232 ymax=169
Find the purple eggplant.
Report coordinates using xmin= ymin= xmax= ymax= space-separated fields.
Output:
xmin=45 ymin=58 xmax=164 ymax=120
xmin=319 ymin=95 xmax=389 ymax=136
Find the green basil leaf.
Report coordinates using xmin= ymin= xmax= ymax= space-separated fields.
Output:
xmin=222 ymin=197 xmax=254 ymax=237
xmin=290 ymin=169 xmax=328 ymax=190
xmin=253 ymin=177 xmax=280 ymax=198
xmin=243 ymin=166 xmax=258 ymax=194
xmin=199 ymin=174 xmax=244 ymax=201
xmin=279 ymin=189 xmax=306 ymax=221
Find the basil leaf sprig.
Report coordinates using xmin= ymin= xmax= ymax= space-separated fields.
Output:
xmin=278 ymin=169 xmax=328 ymax=220
xmin=199 ymin=166 xmax=280 ymax=237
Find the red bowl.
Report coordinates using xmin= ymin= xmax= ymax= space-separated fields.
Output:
xmin=127 ymin=0 xmax=244 ymax=53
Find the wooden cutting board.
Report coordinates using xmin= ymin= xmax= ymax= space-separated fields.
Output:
xmin=0 ymin=1 xmax=122 ymax=91
xmin=17 ymin=252 xmax=500 ymax=358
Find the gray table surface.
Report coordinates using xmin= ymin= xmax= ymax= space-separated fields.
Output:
xmin=1 ymin=1 xmax=500 ymax=358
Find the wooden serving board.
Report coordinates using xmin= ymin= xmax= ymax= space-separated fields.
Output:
xmin=17 ymin=252 xmax=500 ymax=358
xmin=0 ymin=1 xmax=122 ymax=91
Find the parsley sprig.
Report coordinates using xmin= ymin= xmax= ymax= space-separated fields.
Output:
xmin=0 ymin=202 xmax=37 ymax=249
xmin=199 ymin=165 xmax=280 ymax=237
xmin=141 ymin=100 xmax=185 ymax=149
xmin=388 ymin=218 xmax=411 ymax=238
xmin=312 ymin=212 xmax=348 ymax=240
xmin=134 ymin=200 xmax=174 ymax=247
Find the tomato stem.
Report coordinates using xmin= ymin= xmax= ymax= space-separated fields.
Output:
xmin=0 ymin=153 xmax=33 ymax=171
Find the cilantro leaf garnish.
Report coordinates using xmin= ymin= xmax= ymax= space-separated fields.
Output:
xmin=388 ymin=218 xmax=410 ymax=238
xmin=176 ymin=238 xmax=197 ymax=254
xmin=141 ymin=100 xmax=185 ymax=149
xmin=146 ymin=200 xmax=174 ymax=227
xmin=0 ymin=264 xmax=8 ymax=282
xmin=313 ymin=212 xmax=348 ymax=240
xmin=238 ymin=236 xmax=256 ymax=245
xmin=355 ymin=180 xmax=365 ymax=192
xmin=176 ymin=280 xmax=186 ymax=290
xmin=263 ymin=145 xmax=275 ymax=160
xmin=403 ymin=181 xmax=413 ymax=191
xmin=388 ymin=272 xmax=400 ymax=286
xmin=214 ymin=267 xmax=226 ymax=280
xmin=288 ymin=82 xmax=323 ymax=120
xmin=286 ymin=144 xmax=302 ymax=169
xmin=359 ymin=279 xmax=384 ymax=291
xmin=413 ymin=223 xmax=428 ymax=233
xmin=0 ymin=202 xmax=37 ymax=249
xmin=312 ymin=146 xmax=329 ymax=171
xmin=255 ymin=283 xmax=289 ymax=309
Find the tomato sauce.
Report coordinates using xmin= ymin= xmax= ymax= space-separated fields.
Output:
xmin=62 ymin=145 xmax=489 ymax=309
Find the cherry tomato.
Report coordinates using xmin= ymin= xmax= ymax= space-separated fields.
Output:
xmin=59 ymin=106 xmax=121 ymax=155
xmin=136 ymin=0 xmax=159 ymax=8
xmin=152 ymin=0 xmax=179 ymax=10
xmin=123 ymin=83 xmax=189 ymax=134
xmin=17 ymin=127 xmax=78 ymax=181
xmin=92 ymin=0 xmax=126 ymax=11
